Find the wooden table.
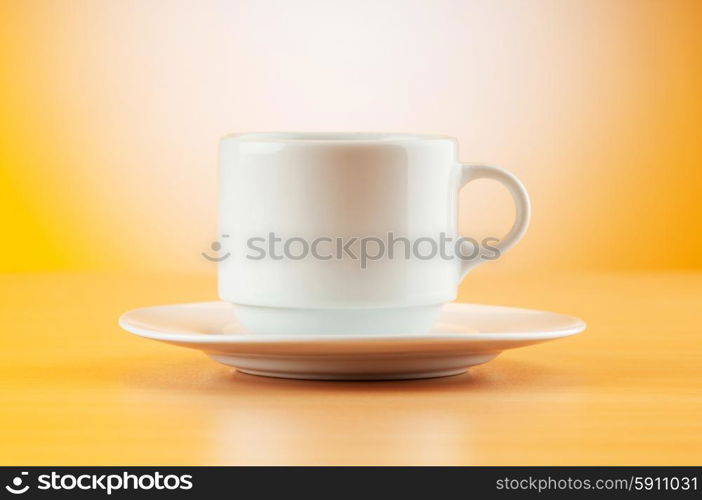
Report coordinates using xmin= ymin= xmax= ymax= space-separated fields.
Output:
xmin=1 ymin=271 xmax=700 ymax=465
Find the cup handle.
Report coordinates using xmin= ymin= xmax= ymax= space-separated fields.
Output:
xmin=458 ymin=164 xmax=531 ymax=279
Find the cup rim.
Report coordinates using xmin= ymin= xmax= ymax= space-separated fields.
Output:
xmin=221 ymin=132 xmax=455 ymax=144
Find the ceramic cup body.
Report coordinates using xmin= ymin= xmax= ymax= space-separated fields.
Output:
xmin=219 ymin=133 xmax=530 ymax=334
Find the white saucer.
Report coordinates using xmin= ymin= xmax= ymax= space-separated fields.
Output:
xmin=119 ymin=302 xmax=585 ymax=380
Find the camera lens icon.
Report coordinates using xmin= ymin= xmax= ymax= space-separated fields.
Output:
xmin=5 ymin=472 xmax=29 ymax=494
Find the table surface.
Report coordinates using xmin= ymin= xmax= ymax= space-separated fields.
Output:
xmin=1 ymin=270 xmax=700 ymax=465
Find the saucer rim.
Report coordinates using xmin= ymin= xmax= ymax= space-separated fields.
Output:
xmin=119 ymin=301 xmax=586 ymax=344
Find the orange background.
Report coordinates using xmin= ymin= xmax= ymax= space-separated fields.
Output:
xmin=2 ymin=1 xmax=702 ymax=466
xmin=2 ymin=0 xmax=701 ymax=275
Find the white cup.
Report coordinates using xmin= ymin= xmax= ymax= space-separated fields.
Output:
xmin=219 ymin=132 xmax=530 ymax=335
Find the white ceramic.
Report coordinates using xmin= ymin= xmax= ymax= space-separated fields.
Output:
xmin=119 ymin=302 xmax=584 ymax=380
xmin=219 ymin=132 xmax=531 ymax=335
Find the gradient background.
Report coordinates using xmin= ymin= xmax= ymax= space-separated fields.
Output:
xmin=2 ymin=0 xmax=702 ymax=467
xmin=1 ymin=0 xmax=701 ymax=276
